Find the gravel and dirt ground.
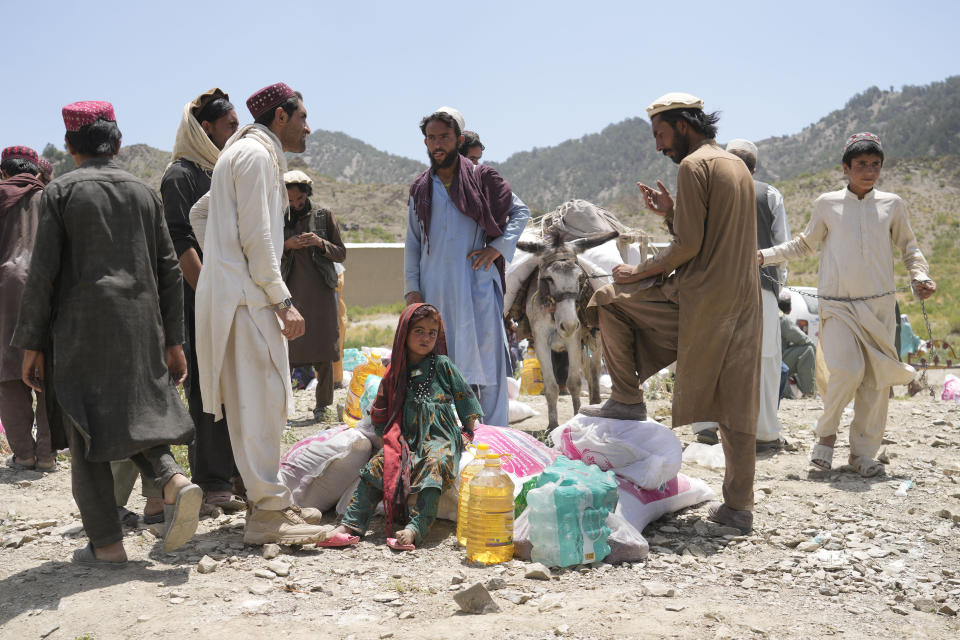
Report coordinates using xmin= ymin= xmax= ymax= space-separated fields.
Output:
xmin=1 ymin=372 xmax=958 ymax=640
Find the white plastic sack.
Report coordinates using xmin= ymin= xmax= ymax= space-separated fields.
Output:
xmin=508 ymin=399 xmax=538 ymax=424
xmin=506 ymin=376 xmax=520 ymax=400
xmin=616 ymin=473 xmax=715 ymax=534
xmin=512 ymin=508 xmax=648 ymax=563
xmin=504 ymin=250 xmax=539 ymax=313
xmin=580 ymin=240 xmax=626 ymax=274
xmin=550 ymin=414 xmax=682 ymax=490
xmin=681 ymin=443 xmax=725 ymax=470
xmin=598 ymin=374 xmax=612 ymax=394
xmin=280 ymin=426 xmax=373 ymax=512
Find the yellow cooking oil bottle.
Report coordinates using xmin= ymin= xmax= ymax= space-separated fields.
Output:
xmin=344 ymin=354 xmax=385 ymax=426
xmin=456 ymin=443 xmax=491 ymax=546
xmin=466 ymin=454 xmax=515 ymax=564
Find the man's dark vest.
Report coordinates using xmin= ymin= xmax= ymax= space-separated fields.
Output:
xmin=755 ymin=180 xmax=780 ymax=296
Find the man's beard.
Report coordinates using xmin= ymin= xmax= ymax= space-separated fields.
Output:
xmin=429 ymin=147 xmax=458 ymax=170
xmin=667 ymin=131 xmax=691 ymax=164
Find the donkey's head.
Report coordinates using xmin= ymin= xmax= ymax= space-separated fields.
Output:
xmin=517 ymin=230 xmax=618 ymax=338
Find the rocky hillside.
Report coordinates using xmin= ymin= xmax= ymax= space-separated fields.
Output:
xmin=492 ymin=76 xmax=960 ymax=211
xmin=294 ymin=130 xmax=425 ymax=185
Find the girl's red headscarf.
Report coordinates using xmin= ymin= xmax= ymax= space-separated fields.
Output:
xmin=370 ymin=303 xmax=447 ymax=536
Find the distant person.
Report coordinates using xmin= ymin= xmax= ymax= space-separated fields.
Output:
xmin=36 ymin=157 xmax=54 ymax=185
xmin=323 ymin=303 xmax=481 ymax=550
xmin=777 ymin=291 xmax=815 ymax=398
xmin=692 ymin=139 xmax=791 ymax=451
xmin=282 ymin=169 xmax=346 ymax=420
xmin=404 ymin=106 xmax=530 ymax=427
xmin=581 ymin=93 xmax=761 ymax=533
xmin=160 ymin=88 xmax=245 ymax=516
xmin=13 ymin=101 xmax=201 ymax=564
xmin=459 ymin=130 xmax=485 ymax=165
xmin=760 ymin=133 xmax=936 ymax=477
xmin=193 ymin=83 xmax=329 ymax=545
xmin=0 ymin=146 xmax=53 ymax=472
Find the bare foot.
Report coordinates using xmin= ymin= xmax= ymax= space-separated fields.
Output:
xmin=330 ymin=524 xmax=353 ymax=537
xmin=817 ymin=434 xmax=837 ymax=448
xmin=95 ymin=540 xmax=127 ymax=563
xmin=395 ymin=528 xmax=416 ymax=546
xmin=162 ymin=473 xmax=191 ymax=505
xmin=144 ymin=497 xmax=164 ymax=517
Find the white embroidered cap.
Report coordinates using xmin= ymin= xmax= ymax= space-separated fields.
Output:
xmin=433 ymin=106 xmax=465 ymax=134
xmin=646 ymin=92 xmax=704 ymax=118
xmin=283 ymin=169 xmax=313 ymax=186
xmin=726 ymin=138 xmax=758 ymax=161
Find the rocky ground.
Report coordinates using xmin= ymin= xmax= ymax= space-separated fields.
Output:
xmin=1 ymin=373 xmax=959 ymax=640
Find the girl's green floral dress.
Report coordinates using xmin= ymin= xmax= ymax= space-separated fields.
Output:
xmin=341 ymin=354 xmax=482 ymax=541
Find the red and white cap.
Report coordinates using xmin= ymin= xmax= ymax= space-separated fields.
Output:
xmin=62 ymin=101 xmax=116 ymax=131
xmin=246 ymin=83 xmax=296 ymax=119
xmin=1 ymin=145 xmax=39 ymax=163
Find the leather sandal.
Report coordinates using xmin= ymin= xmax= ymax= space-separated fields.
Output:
xmin=848 ymin=455 xmax=884 ymax=477
xmin=810 ymin=444 xmax=834 ymax=471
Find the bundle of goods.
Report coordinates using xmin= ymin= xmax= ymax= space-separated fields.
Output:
xmin=525 ymin=456 xmax=618 ymax=567
xmin=550 ymin=414 xmax=682 ymax=489
xmin=279 ymin=425 xmax=375 ymax=511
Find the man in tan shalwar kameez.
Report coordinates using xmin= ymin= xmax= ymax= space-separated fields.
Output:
xmin=581 ymin=93 xmax=762 ymax=532
xmin=760 ymin=133 xmax=935 ymax=477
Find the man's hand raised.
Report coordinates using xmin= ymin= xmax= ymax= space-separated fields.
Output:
xmin=636 ymin=180 xmax=673 ymax=216
xmin=278 ymin=305 xmax=306 ymax=341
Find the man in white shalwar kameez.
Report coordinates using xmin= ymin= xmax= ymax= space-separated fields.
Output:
xmin=760 ymin=133 xmax=936 ymax=477
xmin=193 ymin=83 xmax=329 ymax=545
xmin=404 ymin=107 xmax=530 ymax=427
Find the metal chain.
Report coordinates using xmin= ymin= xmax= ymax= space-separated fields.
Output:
xmin=917 ymin=298 xmax=935 ymax=397
xmin=762 ymin=271 xmax=937 ymax=396
xmin=759 ymin=270 xmax=912 ymax=301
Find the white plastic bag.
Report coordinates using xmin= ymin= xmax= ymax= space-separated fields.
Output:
xmin=506 ymin=376 xmax=520 ymax=400
xmin=942 ymin=374 xmax=960 ymax=402
xmin=681 ymin=442 xmax=725 ymax=470
xmin=280 ymin=426 xmax=373 ymax=512
xmin=616 ymin=473 xmax=715 ymax=534
xmin=550 ymin=414 xmax=682 ymax=489
xmin=513 ymin=508 xmax=648 ymax=563
xmin=508 ymin=399 xmax=538 ymax=423
xmin=504 ymin=249 xmax=539 ymax=312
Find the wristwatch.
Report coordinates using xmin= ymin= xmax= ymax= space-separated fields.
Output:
xmin=274 ymin=298 xmax=293 ymax=311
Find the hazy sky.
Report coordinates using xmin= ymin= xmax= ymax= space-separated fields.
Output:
xmin=5 ymin=0 xmax=958 ymax=163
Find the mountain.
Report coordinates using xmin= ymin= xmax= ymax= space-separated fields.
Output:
xmin=492 ymin=76 xmax=960 ymax=211
xmin=41 ymin=142 xmax=171 ymax=190
xmin=756 ymin=76 xmax=960 ymax=182
xmin=294 ymin=130 xmax=425 ymax=185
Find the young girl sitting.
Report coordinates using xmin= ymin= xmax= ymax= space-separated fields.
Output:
xmin=323 ymin=303 xmax=482 ymax=549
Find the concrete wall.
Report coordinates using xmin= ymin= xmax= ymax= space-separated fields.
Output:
xmin=341 ymin=243 xmax=405 ymax=308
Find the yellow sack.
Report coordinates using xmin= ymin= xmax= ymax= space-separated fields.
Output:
xmin=520 ymin=353 xmax=544 ymax=396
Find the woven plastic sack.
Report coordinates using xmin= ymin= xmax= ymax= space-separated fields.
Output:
xmin=280 ymin=425 xmax=372 ymax=511
xmin=550 ymin=414 xmax=682 ymax=490
xmin=615 ymin=473 xmax=715 ymax=534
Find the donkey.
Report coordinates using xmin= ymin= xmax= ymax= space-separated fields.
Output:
xmin=517 ymin=230 xmax=618 ymax=430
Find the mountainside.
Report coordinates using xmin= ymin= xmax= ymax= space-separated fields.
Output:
xmin=493 ymin=76 xmax=960 ymax=211
xmin=756 ymin=76 xmax=960 ymax=182
xmin=294 ymin=130 xmax=425 ymax=184
xmin=41 ymin=142 xmax=171 ymax=190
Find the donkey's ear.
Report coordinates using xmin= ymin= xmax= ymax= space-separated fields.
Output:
xmin=569 ymin=230 xmax=619 ymax=254
xmin=517 ymin=239 xmax=546 ymax=255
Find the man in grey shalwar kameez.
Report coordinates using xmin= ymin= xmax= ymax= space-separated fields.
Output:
xmin=13 ymin=101 xmax=202 ymax=565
